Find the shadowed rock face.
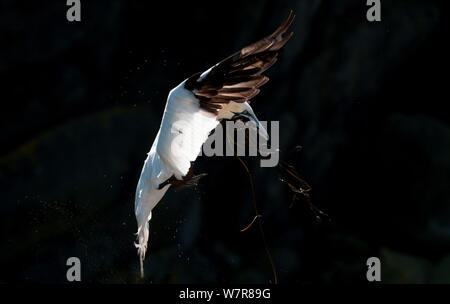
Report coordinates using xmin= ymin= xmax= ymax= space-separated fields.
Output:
xmin=1 ymin=0 xmax=449 ymax=283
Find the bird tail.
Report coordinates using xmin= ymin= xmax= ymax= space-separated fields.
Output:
xmin=135 ymin=212 xmax=151 ymax=279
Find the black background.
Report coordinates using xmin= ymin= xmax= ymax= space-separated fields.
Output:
xmin=1 ymin=0 xmax=449 ymax=283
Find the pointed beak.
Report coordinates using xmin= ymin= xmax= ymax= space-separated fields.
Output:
xmin=241 ymin=111 xmax=269 ymax=141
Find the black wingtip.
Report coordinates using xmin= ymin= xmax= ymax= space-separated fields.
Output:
xmin=271 ymin=10 xmax=295 ymax=39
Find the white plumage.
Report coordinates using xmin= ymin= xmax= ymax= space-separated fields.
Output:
xmin=134 ymin=11 xmax=294 ymax=278
xmin=157 ymin=80 xmax=219 ymax=179
xmin=134 ymin=81 xmax=219 ymax=277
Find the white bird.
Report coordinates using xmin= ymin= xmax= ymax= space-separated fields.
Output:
xmin=134 ymin=11 xmax=294 ymax=278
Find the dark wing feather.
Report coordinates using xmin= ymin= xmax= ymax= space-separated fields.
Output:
xmin=184 ymin=10 xmax=295 ymax=114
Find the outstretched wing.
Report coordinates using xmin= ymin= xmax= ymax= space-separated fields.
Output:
xmin=185 ymin=10 xmax=295 ymax=116
xmin=156 ymin=11 xmax=294 ymax=179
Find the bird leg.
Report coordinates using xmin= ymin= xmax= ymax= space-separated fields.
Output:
xmin=157 ymin=165 xmax=207 ymax=191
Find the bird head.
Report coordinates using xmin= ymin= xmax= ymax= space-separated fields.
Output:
xmin=232 ymin=102 xmax=269 ymax=141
